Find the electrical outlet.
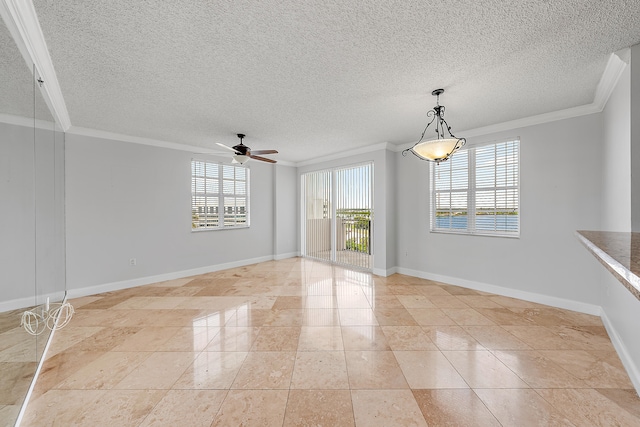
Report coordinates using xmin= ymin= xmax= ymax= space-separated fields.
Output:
xmin=129 ymin=258 xmax=137 ymax=266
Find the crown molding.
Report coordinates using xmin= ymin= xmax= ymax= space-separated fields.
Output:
xmin=65 ymin=49 xmax=629 ymax=163
xmin=0 ymin=112 xmax=58 ymax=131
xmin=1 ymin=4 xmax=626 ymax=166
xmin=295 ymin=142 xmax=391 ymax=167
xmin=0 ymin=112 xmax=35 ymax=129
xmin=68 ymin=125 xmax=297 ymax=166
xmin=68 ymin=126 xmax=221 ymax=152
xmin=593 ymin=48 xmax=629 ymax=111
xmin=71 ymin=123 xmax=384 ymax=167
xmin=387 ymin=143 xmax=405 ymax=152
xmin=60 ymin=50 xmax=629 ymax=165
xmin=460 ymin=103 xmax=601 ymax=139
xmin=397 ymin=51 xmax=629 ymax=146
xmin=0 ymin=0 xmax=71 ymax=130
xmin=463 ymin=52 xmax=627 ymax=139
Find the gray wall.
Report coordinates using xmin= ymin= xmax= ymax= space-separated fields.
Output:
xmin=632 ymin=44 xmax=640 ymax=232
xmin=35 ymin=125 xmax=66 ymax=306
xmin=599 ymin=48 xmax=640 ymax=388
xmin=395 ymin=114 xmax=603 ymax=310
xmin=385 ymin=149 xmax=397 ymax=271
xmin=1 ymin=122 xmax=36 ymax=305
xmin=65 ymin=133 xmax=283 ymax=293
xmin=602 ymin=64 xmax=631 ymax=231
xmin=0 ymin=121 xmax=65 ymax=309
xmin=273 ymin=164 xmax=299 ymax=258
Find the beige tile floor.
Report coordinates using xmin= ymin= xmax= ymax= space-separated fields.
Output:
xmin=19 ymin=258 xmax=640 ymax=426
xmin=0 ymin=306 xmax=53 ymax=427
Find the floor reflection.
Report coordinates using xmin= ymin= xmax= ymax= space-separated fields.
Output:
xmin=19 ymin=257 xmax=640 ymax=426
xmin=0 ymin=305 xmax=53 ymax=427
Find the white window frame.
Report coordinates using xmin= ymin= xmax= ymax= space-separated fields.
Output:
xmin=191 ymin=159 xmax=249 ymax=231
xmin=430 ymin=138 xmax=520 ymax=237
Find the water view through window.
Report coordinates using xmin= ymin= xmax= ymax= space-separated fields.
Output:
xmin=432 ymin=139 xmax=519 ymax=236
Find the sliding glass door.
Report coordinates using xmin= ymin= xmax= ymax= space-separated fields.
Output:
xmin=302 ymin=169 xmax=332 ymax=262
xmin=302 ymin=163 xmax=373 ymax=269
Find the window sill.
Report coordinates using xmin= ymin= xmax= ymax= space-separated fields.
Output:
xmin=191 ymin=225 xmax=250 ymax=232
xmin=430 ymin=229 xmax=520 ymax=239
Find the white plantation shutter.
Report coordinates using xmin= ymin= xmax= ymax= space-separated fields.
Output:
xmin=192 ymin=160 xmax=249 ymax=230
xmin=431 ymin=139 xmax=519 ymax=236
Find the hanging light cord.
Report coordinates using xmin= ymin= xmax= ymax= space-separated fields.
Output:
xmin=20 ymin=302 xmax=75 ymax=336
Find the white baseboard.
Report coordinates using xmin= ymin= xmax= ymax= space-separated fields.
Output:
xmin=0 ymin=290 xmax=67 ymax=313
xmin=394 ymin=266 xmax=639 ymax=394
xmin=66 ymin=255 xmax=275 ymax=299
xmin=0 ymin=296 xmax=35 ymax=313
xmin=372 ymin=266 xmax=398 ymax=277
xmin=600 ymin=310 xmax=640 ymax=393
xmin=274 ymin=251 xmax=300 ymax=261
xmin=395 ymin=267 xmax=602 ymax=316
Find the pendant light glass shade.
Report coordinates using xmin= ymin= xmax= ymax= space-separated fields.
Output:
xmin=403 ymin=89 xmax=465 ymax=164
xmin=412 ymin=138 xmax=463 ymax=162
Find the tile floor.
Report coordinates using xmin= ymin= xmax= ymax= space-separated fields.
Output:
xmin=18 ymin=258 xmax=640 ymax=426
xmin=0 ymin=306 xmax=53 ymax=426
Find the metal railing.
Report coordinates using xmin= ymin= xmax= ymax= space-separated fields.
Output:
xmin=338 ymin=217 xmax=370 ymax=255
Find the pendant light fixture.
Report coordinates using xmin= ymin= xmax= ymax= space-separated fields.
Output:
xmin=402 ymin=89 xmax=466 ymax=164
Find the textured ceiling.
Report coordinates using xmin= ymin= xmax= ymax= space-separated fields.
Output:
xmin=0 ymin=16 xmax=51 ymax=121
xmin=27 ymin=0 xmax=640 ymax=162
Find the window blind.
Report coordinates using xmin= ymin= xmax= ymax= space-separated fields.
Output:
xmin=431 ymin=139 xmax=519 ymax=236
xmin=192 ymin=160 xmax=249 ymax=230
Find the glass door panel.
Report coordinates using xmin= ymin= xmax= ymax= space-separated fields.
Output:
xmin=302 ymin=163 xmax=373 ymax=270
xmin=302 ymin=170 xmax=332 ymax=262
xmin=335 ymin=164 xmax=372 ymax=269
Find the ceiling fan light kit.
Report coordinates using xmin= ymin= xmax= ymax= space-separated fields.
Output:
xmin=232 ymin=154 xmax=250 ymax=164
xmin=216 ymin=134 xmax=278 ymax=164
xmin=403 ymin=89 xmax=466 ymax=164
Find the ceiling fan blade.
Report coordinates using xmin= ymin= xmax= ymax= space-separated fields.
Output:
xmin=249 ymin=149 xmax=278 ymax=155
xmin=249 ymin=154 xmax=277 ymax=163
xmin=216 ymin=142 xmax=238 ymax=153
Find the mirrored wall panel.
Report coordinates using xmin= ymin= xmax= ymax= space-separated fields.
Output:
xmin=0 ymin=14 xmax=66 ymax=426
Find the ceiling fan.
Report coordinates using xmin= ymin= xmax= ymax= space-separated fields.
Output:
xmin=216 ymin=134 xmax=278 ymax=164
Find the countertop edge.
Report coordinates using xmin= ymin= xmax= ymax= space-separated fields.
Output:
xmin=575 ymin=231 xmax=640 ymax=301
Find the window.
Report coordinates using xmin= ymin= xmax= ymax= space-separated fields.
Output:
xmin=191 ymin=160 xmax=249 ymax=230
xmin=431 ymin=138 xmax=519 ymax=237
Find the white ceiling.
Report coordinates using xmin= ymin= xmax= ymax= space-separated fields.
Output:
xmin=9 ymin=1 xmax=640 ymax=162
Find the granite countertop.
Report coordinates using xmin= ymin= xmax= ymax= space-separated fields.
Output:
xmin=576 ymin=230 xmax=640 ymax=301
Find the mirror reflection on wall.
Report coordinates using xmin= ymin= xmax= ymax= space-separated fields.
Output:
xmin=0 ymin=13 xmax=66 ymax=426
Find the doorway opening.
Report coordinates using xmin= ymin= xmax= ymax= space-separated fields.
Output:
xmin=301 ymin=163 xmax=373 ymax=270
